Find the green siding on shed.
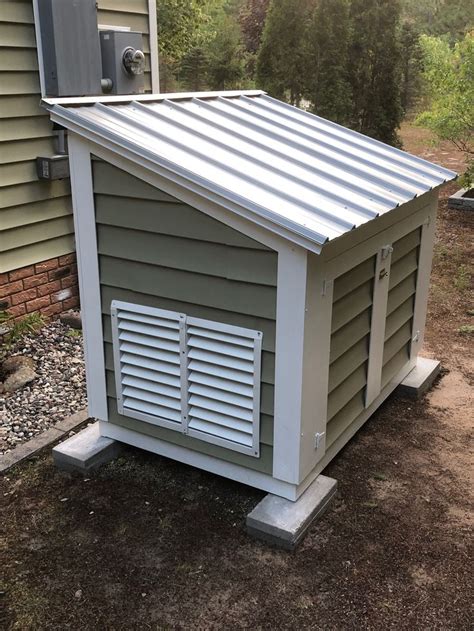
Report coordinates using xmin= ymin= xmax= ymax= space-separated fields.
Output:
xmin=380 ymin=228 xmax=421 ymax=388
xmin=326 ymin=255 xmax=375 ymax=447
xmin=0 ymin=0 xmax=152 ymax=273
xmin=93 ymin=160 xmax=277 ymax=474
xmin=326 ymin=224 xmax=422 ymax=449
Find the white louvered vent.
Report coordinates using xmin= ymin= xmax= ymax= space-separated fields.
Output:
xmin=111 ymin=303 xmax=185 ymax=431
xmin=186 ymin=317 xmax=262 ymax=456
xmin=111 ymin=301 xmax=262 ymax=457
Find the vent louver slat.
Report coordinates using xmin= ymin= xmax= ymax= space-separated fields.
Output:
xmin=111 ymin=301 xmax=262 ymax=456
xmin=186 ymin=317 xmax=261 ymax=455
xmin=112 ymin=302 xmax=184 ymax=430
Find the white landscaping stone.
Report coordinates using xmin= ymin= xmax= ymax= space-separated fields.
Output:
xmin=397 ymin=357 xmax=441 ymax=398
xmin=246 ymin=474 xmax=337 ymax=550
xmin=53 ymin=422 xmax=122 ymax=472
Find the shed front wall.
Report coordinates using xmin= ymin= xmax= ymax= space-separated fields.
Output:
xmin=0 ymin=0 xmax=153 ymax=273
xmin=300 ymin=190 xmax=438 ymax=481
xmin=93 ymin=159 xmax=277 ymax=474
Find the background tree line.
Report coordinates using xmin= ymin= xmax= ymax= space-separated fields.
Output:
xmin=157 ymin=0 xmax=473 ymax=147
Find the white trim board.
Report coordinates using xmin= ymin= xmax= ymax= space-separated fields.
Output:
xmin=99 ymin=355 xmax=417 ymax=501
xmin=147 ymin=0 xmax=160 ymax=92
xmin=99 ymin=421 xmax=303 ymax=501
xmin=366 ymin=245 xmax=392 ymax=407
xmin=410 ymin=199 xmax=438 ymax=360
xmin=68 ymin=136 xmax=108 ymax=421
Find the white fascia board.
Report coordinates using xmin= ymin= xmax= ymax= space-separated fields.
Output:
xmin=47 ymin=108 xmax=323 ymax=254
xmin=42 ymin=89 xmax=265 ymax=107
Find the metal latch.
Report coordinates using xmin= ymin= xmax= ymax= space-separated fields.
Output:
xmin=314 ymin=432 xmax=325 ymax=450
xmin=381 ymin=245 xmax=393 ymax=260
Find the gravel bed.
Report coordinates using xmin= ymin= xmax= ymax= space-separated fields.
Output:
xmin=0 ymin=321 xmax=86 ymax=455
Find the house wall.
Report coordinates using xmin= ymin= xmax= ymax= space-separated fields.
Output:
xmin=0 ymin=253 xmax=78 ymax=320
xmin=0 ymin=0 xmax=155 ymax=307
xmin=93 ymin=160 xmax=277 ymax=474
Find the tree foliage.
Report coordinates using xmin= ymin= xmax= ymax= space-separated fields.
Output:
xmin=239 ymin=0 xmax=270 ymax=54
xmin=348 ymin=0 xmax=403 ymax=145
xmin=417 ymin=32 xmax=474 ymax=187
xmin=256 ymin=0 xmax=313 ymax=105
xmin=206 ymin=12 xmax=246 ymax=89
xmin=306 ymin=0 xmax=352 ymax=124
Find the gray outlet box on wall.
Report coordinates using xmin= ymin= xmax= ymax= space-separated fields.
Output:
xmin=38 ymin=0 xmax=102 ymax=97
xmin=100 ymin=31 xmax=145 ymax=95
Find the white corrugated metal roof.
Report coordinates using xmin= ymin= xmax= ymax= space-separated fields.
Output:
xmin=44 ymin=90 xmax=456 ymax=249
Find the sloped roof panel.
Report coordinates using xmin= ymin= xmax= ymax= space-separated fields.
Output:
xmin=44 ymin=90 xmax=456 ymax=249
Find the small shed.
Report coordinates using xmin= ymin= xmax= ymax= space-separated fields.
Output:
xmin=45 ymin=90 xmax=455 ymax=501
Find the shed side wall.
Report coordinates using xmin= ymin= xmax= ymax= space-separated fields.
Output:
xmin=93 ymin=159 xmax=277 ymax=474
xmin=0 ymin=0 xmax=152 ymax=273
xmin=324 ymin=217 xmax=425 ymax=451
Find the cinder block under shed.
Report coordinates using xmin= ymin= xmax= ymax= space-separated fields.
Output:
xmin=397 ymin=357 xmax=441 ymax=398
xmin=53 ymin=422 xmax=122 ymax=473
xmin=247 ymin=475 xmax=337 ymax=549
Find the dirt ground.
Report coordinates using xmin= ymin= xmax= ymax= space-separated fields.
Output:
xmin=1 ymin=126 xmax=473 ymax=630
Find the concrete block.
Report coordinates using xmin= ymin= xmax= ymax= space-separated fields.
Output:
xmin=53 ymin=422 xmax=122 ymax=473
xmin=246 ymin=474 xmax=337 ymax=550
xmin=397 ymin=357 xmax=441 ymax=398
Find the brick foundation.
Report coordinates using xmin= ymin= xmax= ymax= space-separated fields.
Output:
xmin=0 ymin=254 xmax=79 ymax=320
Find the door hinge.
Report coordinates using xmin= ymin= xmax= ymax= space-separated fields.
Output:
xmin=314 ymin=432 xmax=325 ymax=450
xmin=412 ymin=330 xmax=420 ymax=343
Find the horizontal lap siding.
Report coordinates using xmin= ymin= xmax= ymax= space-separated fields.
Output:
xmin=94 ymin=160 xmax=277 ymax=474
xmin=326 ymin=256 xmax=376 ymax=448
xmin=326 ymin=224 xmax=422 ymax=450
xmin=381 ymin=228 xmax=421 ymax=388
xmin=0 ymin=1 xmax=151 ymax=273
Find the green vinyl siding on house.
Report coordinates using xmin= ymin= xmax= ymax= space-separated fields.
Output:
xmin=93 ymin=160 xmax=277 ymax=474
xmin=0 ymin=0 xmax=152 ymax=273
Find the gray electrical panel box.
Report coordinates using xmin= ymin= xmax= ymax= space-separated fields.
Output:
xmin=100 ymin=31 xmax=145 ymax=95
xmin=38 ymin=0 xmax=102 ymax=97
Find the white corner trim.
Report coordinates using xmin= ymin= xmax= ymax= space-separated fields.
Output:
xmin=298 ymin=257 xmax=333 ymax=481
xmin=410 ymin=197 xmax=438 ymax=360
xmin=366 ymin=245 xmax=392 ymax=406
xmin=272 ymin=246 xmax=308 ymax=484
xmin=68 ymin=135 xmax=108 ymax=421
xmin=147 ymin=0 xmax=160 ymax=92
xmin=32 ymin=0 xmax=46 ymax=97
